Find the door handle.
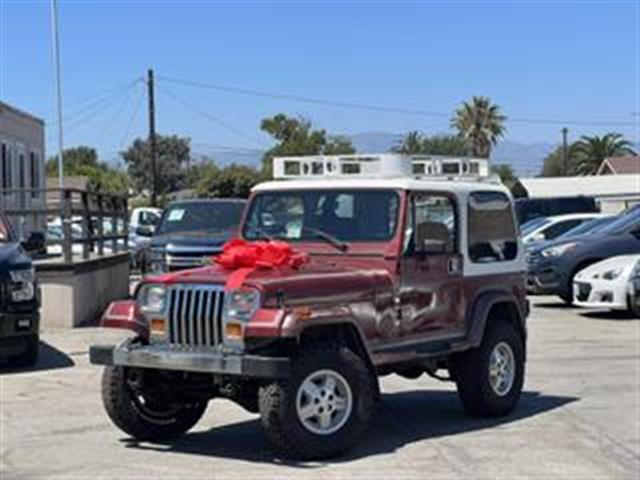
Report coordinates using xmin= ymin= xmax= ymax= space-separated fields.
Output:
xmin=447 ymin=257 xmax=460 ymax=274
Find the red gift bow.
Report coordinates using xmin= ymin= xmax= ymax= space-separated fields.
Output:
xmin=215 ymin=238 xmax=309 ymax=290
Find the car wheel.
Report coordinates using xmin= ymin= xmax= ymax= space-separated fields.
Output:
xmin=9 ymin=334 xmax=39 ymax=368
xmin=101 ymin=366 xmax=207 ymax=441
xmin=258 ymin=345 xmax=375 ymax=460
xmin=453 ymin=319 xmax=525 ymax=417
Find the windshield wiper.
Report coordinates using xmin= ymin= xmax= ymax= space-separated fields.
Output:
xmin=302 ymin=226 xmax=348 ymax=253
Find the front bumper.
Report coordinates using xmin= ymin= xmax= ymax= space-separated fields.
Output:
xmin=527 ymin=258 xmax=567 ymax=295
xmin=0 ymin=311 xmax=39 ymax=357
xmin=90 ymin=339 xmax=290 ymax=378
xmin=573 ymin=279 xmax=629 ymax=310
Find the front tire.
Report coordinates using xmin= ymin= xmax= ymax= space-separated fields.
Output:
xmin=453 ymin=320 xmax=525 ymax=417
xmin=101 ymin=366 xmax=207 ymax=441
xmin=258 ymin=346 xmax=375 ymax=460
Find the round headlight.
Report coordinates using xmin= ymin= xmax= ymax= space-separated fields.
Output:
xmin=139 ymin=284 xmax=167 ymax=313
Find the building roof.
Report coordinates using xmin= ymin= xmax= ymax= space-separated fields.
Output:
xmin=0 ymin=101 xmax=44 ymax=125
xmin=514 ymin=174 xmax=640 ymax=199
xmin=597 ymin=155 xmax=640 ymax=175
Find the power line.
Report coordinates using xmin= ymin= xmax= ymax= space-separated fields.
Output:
xmin=155 ymin=83 xmax=269 ymax=148
xmin=159 ymin=74 xmax=637 ymax=128
xmin=89 ymin=81 xmax=138 ymax=147
xmin=118 ymin=84 xmax=145 ymax=151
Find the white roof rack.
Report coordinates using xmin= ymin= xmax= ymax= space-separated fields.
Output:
xmin=273 ymin=153 xmax=491 ymax=180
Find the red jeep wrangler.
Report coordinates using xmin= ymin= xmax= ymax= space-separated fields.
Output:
xmin=90 ymin=154 xmax=528 ymax=459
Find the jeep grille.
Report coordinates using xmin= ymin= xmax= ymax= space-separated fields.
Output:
xmin=167 ymin=285 xmax=225 ymax=347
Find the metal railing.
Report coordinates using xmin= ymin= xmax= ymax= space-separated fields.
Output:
xmin=0 ymin=187 xmax=129 ymax=263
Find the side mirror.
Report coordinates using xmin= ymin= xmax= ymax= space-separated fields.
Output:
xmin=21 ymin=231 xmax=46 ymax=254
xmin=532 ymin=232 xmax=545 ymax=242
xmin=135 ymin=225 xmax=155 ymax=237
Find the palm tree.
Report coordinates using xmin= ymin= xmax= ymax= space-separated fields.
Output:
xmin=392 ymin=131 xmax=425 ymax=154
xmin=571 ymin=133 xmax=636 ymax=175
xmin=451 ymin=96 xmax=506 ymax=158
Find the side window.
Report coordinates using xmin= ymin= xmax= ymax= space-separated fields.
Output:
xmin=406 ymin=193 xmax=456 ymax=255
xmin=544 ymin=219 xmax=582 ymax=240
xmin=468 ymin=192 xmax=518 ymax=263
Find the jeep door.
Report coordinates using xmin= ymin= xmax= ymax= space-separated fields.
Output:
xmin=398 ymin=192 xmax=465 ymax=341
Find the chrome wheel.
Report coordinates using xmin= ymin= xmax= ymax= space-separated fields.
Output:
xmin=295 ymin=369 xmax=353 ymax=435
xmin=489 ymin=341 xmax=515 ymax=397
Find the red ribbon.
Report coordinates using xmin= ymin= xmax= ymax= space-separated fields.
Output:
xmin=215 ymin=239 xmax=309 ymax=290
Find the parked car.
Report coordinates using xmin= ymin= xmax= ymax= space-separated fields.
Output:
xmin=143 ymin=199 xmax=246 ymax=274
xmin=573 ymin=254 xmax=640 ymax=316
xmin=527 ymin=205 xmax=640 ymax=303
xmin=90 ymin=154 xmax=528 ymax=460
xmin=520 ymin=213 xmax=607 ymax=245
xmin=631 ymin=260 xmax=640 ymax=316
xmin=0 ymin=213 xmax=42 ymax=367
xmin=128 ymin=207 xmax=162 ymax=268
xmin=515 ymin=196 xmax=598 ymax=225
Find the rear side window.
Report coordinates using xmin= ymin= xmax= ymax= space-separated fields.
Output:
xmin=468 ymin=192 xmax=518 ymax=263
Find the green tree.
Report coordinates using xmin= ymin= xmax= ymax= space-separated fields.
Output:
xmin=540 ymin=145 xmax=579 ymax=177
xmin=422 ymin=134 xmax=469 ymax=156
xmin=571 ymin=133 xmax=636 ymax=175
xmin=196 ymin=163 xmax=262 ymax=198
xmin=260 ymin=114 xmax=355 ymax=175
xmin=451 ymin=96 xmax=506 ymax=158
xmin=490 ymin=164 xmax=516 ymax=186
xmin=46 ymin=146 xmax=129 ymax=194
xmin=121 ymin=134 xmax=191 ymax=195
xmin=392 ymin=131 xmax=424 ymax=154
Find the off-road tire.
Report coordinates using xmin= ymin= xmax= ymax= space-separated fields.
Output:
xmin=9 ymin=335 xmax=39 ymax=368
xmin=101 ymin=366 xmax=207 ymax=441
xmin=258 ymin=346 xmax=375 ymax=460
xmin=453 ymin=320 xmax=525 ymax=417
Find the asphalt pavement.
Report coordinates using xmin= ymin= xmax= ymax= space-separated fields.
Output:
xmin=0 ymin=296 xmax=638 ymax=479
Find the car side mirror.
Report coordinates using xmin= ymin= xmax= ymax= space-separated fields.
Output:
xmin=135 ymin=225 xmax=155 ymax=237
xmin=21 ymin=231 xmax=45 ymax=254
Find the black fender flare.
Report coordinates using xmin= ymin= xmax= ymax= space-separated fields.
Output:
xmin=466 ymin=290 xmax=527 ymax=352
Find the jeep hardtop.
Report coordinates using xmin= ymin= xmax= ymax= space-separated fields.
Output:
xmin=91 ymin=154 xmax=528 ymax=459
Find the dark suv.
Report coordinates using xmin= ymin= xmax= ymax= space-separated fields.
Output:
xmin=143 ymin=199 xmax=246 ymax=274
xmin=0 ymin=214 xmax=42 ymax=366
xmin=528 ymin=205 xmax=640 ymax=303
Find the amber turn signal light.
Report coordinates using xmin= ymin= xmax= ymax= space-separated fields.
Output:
xmin=225 ymin=322 xmax=243 ymax=339
xmin=149 ymin=318 xmax=166 ymax=334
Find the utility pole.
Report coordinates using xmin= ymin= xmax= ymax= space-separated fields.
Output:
xmin=561 ymin=127 xmax=569 ymax=176
xmin=50 ymin=0 xmax=64 ymax=188
xmin=147 ymin=69 xmax=158 ymax=207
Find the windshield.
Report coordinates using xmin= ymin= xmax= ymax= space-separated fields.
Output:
xmin=556 ymin=216 xmax=615 ymax=240
xmin=598 ymin=206 xmax=640 ymax=235
xmin=156 ymin=201 xmax=245 ymax=235
xmin=521 ymin=217 xmax=550 ymax=236
xmin=243 ymin=190 xmax=400 ymax=242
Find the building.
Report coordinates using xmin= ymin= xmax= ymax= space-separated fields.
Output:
xmin=596 ymin=155 xmax=640 ymax=175
xmin=512 ymin=174 xmax=640 ymax=214
xmin=0 ymin=101 xmax=46 ymax=235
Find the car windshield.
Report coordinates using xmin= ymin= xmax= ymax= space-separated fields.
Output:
xmin=156 ymin=201 xmax=245 ymax=235
xmin=521 ymin=217 xmax=550 ymax=236
xmin=598 ymin=206 xmax=640 ymax=235
xmin=243 ymin=190 xmax=400 ymax=242
xmin=556 ymin=216 xmax=615 ymax=240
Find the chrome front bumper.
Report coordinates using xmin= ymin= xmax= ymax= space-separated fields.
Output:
xmin=90 ymin=339 xmax=290 ymax=378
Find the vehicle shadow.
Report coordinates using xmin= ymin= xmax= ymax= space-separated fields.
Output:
xmin=531 ymin=301 xmax=577 ymax=310
xmin=579 ymin=310 xmax=638 ymax=321
xmin=123 ymin=390 xmax=577 ymax=466
xmin=0 ymin=340 xmax=75 ymax=375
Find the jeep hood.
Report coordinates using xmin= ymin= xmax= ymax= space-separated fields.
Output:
xmin=0 ymin=243 xmax=32 ymax=281
xmin=146 ymin=258 xmax=392 ymax=307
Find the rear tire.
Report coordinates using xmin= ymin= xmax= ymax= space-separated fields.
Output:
xmin=453 ymin=320 xmax=525 ymax=417
xmin=101 ymin=366 xmax=207 ymax=441
xmin=258 ymin=345 xmax=375 ymax=460
xmin=9 ymin=335 xmax=39 ymax=368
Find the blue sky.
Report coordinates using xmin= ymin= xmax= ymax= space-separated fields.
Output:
xmin=1 ymin=0 xmax=638 ymax=165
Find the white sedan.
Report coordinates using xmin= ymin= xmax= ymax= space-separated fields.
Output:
xmin=573 ymin=254 xmax=640 ymax=314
